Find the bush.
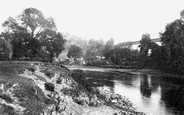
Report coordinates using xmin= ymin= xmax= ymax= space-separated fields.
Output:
xmin=44 ymin=82 xmax=55 ymax=92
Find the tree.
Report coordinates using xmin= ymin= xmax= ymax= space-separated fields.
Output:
xmin=139 ymin=33 xmax=152 ymax=56
xmin=103 ymin=47 xmax=139 ymax=65
xmin=85 ymin=39 xmax=104 ymax=59
xmin=102 ymin=38 xmax=114 ymax=58
xmin=0 ymin=36 xmax=13 ymax=60
xmin=39 ymin=30 xmax=66 ymax=62
xmin=160 ymin=19 xmax=184 ymax=74
xmin=105 ymin=38 xmax=114 ymax=48
xmin=180 ymin=9 xmax=184 ymax=20
xmin=138 ymin=33 xmax=155 ymax=68
xmin=67 ymin=45 xmax=83 ymax=58
xmin=2 ymin=8 xmax=66 ymax=61
xmin=149 ymin=45 xmax=166 ymax=69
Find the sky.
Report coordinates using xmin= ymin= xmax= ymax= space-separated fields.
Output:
xmin=0 ymin=0 xmax=184 ymax=44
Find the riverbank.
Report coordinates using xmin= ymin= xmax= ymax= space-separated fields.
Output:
xmin=0 ymin=62 xmax=146 ymax=115
xmin=67 ymin=65 xmax=184 ymax=115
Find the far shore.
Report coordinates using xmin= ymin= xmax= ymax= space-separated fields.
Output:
xmin=66 ymin=65 xmax=184 ymax=79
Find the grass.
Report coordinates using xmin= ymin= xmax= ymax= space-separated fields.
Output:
xmin=0 ymin=63 xmax=54 ymax=115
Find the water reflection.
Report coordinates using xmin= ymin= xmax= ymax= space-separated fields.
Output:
xmin=164 ymin=86 xmax=184 ymax=114
xmin=140 ymin=74 xmax=152 ymax=98
xmin=85 ymin=70 xmax=184 ymax=115
xmin=85 ymin=71 xmax=115 ymax=92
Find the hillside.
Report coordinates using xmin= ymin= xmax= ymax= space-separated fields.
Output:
xmin=0 ymin=61 xmax=146 ymax=115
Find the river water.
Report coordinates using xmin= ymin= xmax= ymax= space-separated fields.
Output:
xmin=84 ymin=70 xmax=184 ymax=115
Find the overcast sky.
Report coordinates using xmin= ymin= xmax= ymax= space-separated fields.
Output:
xmin=0 ymin=0 xmax=184 ymax=44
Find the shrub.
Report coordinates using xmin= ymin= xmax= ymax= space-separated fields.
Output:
xmin=44 ymin=82 xmax=55 ymax=92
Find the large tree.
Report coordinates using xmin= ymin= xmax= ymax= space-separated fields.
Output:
xmin=2 ymin=8 xmax=66 ymax=61
xmin=160 ymin=19 xmax=184 ymax=74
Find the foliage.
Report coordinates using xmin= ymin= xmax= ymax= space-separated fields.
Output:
xmin=85 ymin=39 xmax=104 ymax=59
xmin=1 ymin=8 xmax=66 ymax=62
xmin=160 ymin=19 xmax=184 ymax=74
xmin=103 ymin=47 xmax=139 ymax=65
xmin=165 ymin=86 xmax=184 ymax=112
xmin=102 ymin=38 xmax=114 ymax=58
xmin=116 ymin=53 xmax=122 ymax=64
xmin=109 ymin=53 xmax=117 ymax=64
xmin=139 ymin=12 xmax=184 ymax=74
xmin=105 ymin=38 xmax=114 ymax=49
xmin=39 ymin=31 xmax=66 ymax=61
xmin=148 ymin=44 xmax=165 ymax=68
xmin=138 ymin=33 xmax=161 ymax=68
xmin=44 ymin=82 xmax=55 ymax=92
xmin=0 ymin=34 xmax=13 ymax=60
xmin=180 ymin=9 xmax=184 ymax=19
xmin=135 ymin=10 xmax=184 ymax=74
xmin=139 ymin=33 xmax=152 ymax=57
xmin=67 ymin=45 xmax=83 ymax=58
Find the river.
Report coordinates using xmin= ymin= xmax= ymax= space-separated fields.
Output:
xmin=67 ymin=65 xmax=184 ymax=115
